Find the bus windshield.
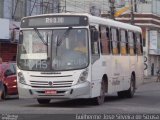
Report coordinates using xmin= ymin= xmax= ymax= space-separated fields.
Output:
xmin=17 ymin=28 xmax=89 ymax=71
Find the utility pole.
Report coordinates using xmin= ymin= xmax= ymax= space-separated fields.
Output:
xmin=57 ymin=2 xmax=60 ymax=13
xmin=64 ymin=0 xmax=66 ymax=13
xmin=134 ymin=0 xmax=137 ymax=12
xmin=130 ymin=0 xmax=134 ymax=25
xmin=109 ymin=0 xmax=115 ymax=20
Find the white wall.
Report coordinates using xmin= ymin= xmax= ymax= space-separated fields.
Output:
xmin=0 ymin=18 xmax=9 ymax=39
xmin=3 ymin=0 xmax=12 ymax=19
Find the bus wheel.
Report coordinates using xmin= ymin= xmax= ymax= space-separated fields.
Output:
xmin=93 ymin=80 xmax=105 ymax=105
xmin=118 ymin=75 xmax=135 ymax=98
xmin=117 ymin=91 xmax=126 ymax=98
xmin=37 ymin=99 xmax=50 ymax=104
xmin=126 ymin=74 xmax=135 ymax=98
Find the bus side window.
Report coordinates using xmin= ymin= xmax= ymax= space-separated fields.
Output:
xmin=125 ymin=31 xmax=129 ymax=54
xmin=111 ymin=28 xmax=119 ymax=55
xmin=120 ymin=30 xmax=127 ymax=55
xmin=99 ymin=26 xmax=110 ymax=55
xmin=135 ymin=33 xmax=142 ymax=56
xmin=128 ymin=31 xmax=135 ymax=56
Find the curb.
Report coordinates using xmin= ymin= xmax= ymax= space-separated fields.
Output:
xmin=143 ymin=76 xmax=157 ymax=83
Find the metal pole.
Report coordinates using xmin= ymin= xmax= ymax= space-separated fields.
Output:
xmin=30 ymin=0 xmax=37 ymax=16
xmin=57 ymin=2 xmax=60 ymax=13
xmin=130 ymin=0 xmax=134 ymax=25
xmin=109 ymin=0 xmax=115 ymax=20
xmin=65 ymin=0 xmax=66 ymax=13
xmin=12 ymin=0 xmax=19 ymax=19
xmin=134 ymin=0 xmax=137 ymax=12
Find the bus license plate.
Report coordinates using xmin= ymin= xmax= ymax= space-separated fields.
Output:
xmin=45 ymin=90 xmax=57 ymax=95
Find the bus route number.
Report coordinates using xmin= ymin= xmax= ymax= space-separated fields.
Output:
xmin=46 ymin=17 xmax=64 ymax=24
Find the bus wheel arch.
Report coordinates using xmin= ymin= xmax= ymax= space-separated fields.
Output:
xmin=92 ymin=74 xmax=108 ymax=105
xmin=126 ymin=72 xmax=136 ymax=98
xmin=131 ymin=72 xmax=136 ymax=88
xmin=117 ymin=72 xmax=136 ymax=98
xmin=102 ymin=74 xmax=108 ymax=93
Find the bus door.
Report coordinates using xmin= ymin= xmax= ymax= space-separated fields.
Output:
xmin=90 ymin=25 xmax=102 ymax=97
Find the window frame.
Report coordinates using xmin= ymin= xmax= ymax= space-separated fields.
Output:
xmin=110 ymin=27 xmax=120 ymax=55
xmin=135 ymin=32 xmax=143 ymax=56
xmin=99 ymin=25 xmax=111 ymax=55
xmin=128 ymin=31 xmax=137 ymax=56
xmin=119 ymin=29 xmax=128 ymax=56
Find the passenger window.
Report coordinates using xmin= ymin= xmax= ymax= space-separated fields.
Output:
xmin=111 ymin=28 xmax=120 ymax=55
xmin=120 ymin=30 xmax=127 ymax=55
xmin=136 ymin=33 xmax=142 ymax=55
xmin=128 ymin=32 xmax=135 ymax=56
xmin=99 ymin=26 xmax=110 ymax=55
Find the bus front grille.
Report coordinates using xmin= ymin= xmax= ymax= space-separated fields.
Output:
xmin=30 ymin=80 xmax=73 ymax=88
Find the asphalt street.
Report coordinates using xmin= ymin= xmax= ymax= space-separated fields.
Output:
xmin=0 ymin=81 xmax=160 ymax=114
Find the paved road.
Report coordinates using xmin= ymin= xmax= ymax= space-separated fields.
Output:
xmin=0 ymin=82 xmax=160 ymax=114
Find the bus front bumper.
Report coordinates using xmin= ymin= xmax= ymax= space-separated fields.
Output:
xmin=18 ymin=82 xmax=91 ymax=99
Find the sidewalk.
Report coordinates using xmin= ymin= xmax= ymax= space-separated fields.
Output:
xmin=143 ymin=76 xmax=157 ymax=83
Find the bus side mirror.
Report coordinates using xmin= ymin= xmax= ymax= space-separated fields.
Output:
xmin=91 ymin=30 xmax=98 ymax=42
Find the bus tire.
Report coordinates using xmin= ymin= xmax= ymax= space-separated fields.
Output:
xmin=37 ymin=99 xmax=50 ymax=104
xmin=118 ymin=74 xmax=135 ymax=98
xmin=92 ymin=80 xmax=105 ymax=105
xmin=117 ymin=91 xmax=126 ymax=98
xmin=125 ymin=74 xmax=135 ymax=98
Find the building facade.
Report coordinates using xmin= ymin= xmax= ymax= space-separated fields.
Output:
xmin=0 ymin=0 xmax=59 ymax=62
xmin=103 ymin=0 xmax=160 ymax=77
xmin=114 ymin=13 xmax=160 ymax=77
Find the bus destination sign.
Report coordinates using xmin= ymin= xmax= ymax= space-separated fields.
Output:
xmin=21 ymin=16 xmax=88 ymax=28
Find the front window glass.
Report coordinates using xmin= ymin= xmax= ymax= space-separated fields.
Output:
xmin=17 ymin=28 xmax=89 ymax=71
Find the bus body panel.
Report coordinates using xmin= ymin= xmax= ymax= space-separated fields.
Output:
xmin=17 ymin=69 xmax=91 ymax=99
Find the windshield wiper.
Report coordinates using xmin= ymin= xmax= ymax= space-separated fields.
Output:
xmin=57 ymin=27 xmax=72 ymax=46
xmin=34 ymin=28 xmax=51 ymax=60
xmin=34 ymin=28 xmax=48 ymax=46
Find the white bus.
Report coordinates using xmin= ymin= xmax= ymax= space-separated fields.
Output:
xmin=17 ymin=13 xmax=144 ymax=105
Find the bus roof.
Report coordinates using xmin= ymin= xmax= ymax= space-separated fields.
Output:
xmin=22 ymin=13 xmax=142 ymax=32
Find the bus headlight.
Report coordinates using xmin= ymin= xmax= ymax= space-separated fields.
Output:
xmin=77 ymin=68 xmax=88 ymax=84
xmin=18 ymin=72 xmax=26 ymax=84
